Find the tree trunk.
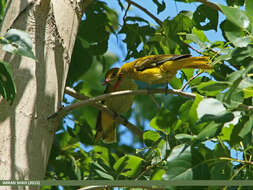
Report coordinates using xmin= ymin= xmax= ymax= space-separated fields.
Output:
xmin=0 ymin=0 xmax=91 ymax=183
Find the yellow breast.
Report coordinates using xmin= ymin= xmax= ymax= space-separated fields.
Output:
xmin=105 ymin=78 xmax=137 ymax=113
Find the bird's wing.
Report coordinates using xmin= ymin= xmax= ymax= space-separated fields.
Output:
xmin=134 ymin=54 xmax=192 ymax=71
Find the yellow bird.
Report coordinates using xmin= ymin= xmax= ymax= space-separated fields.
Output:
xmin=114 ymin=54 xmax=212 ymax=90
xmin=95 ymin=68 xmax=137 ymax=143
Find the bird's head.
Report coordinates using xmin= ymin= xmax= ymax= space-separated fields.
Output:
xmin=103 ymin=68 xmax=125 ymax=91
xmin=103 ymin=68 xmax=119 ymax=85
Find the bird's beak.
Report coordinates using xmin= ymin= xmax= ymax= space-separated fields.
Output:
xmin=103 ymin=78 xmax=110 ymax=85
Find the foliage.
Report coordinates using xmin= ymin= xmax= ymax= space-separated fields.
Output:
xmin=1 ymin=0 xmax=252 ymax=189
xmin=43 ymin=0 xmax=253 ymax=188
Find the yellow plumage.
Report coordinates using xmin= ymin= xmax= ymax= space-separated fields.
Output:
xmin=117 ymin=54 xmax=212 ymax=85
xmin=95 ymin=68 xmax=137 ymax=143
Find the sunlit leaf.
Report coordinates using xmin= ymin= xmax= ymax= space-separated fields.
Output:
xmin=239 ymin=116 xmax=253 ymax=138
xmin=114 ymin=155 xmax=144 ymax=177
xmin=219 ymin=4 xmax=250 ymax=29
xmin=220 ymin=20 xmax=251 ymax=47
xmin=2 ymin=29 xmax=36 ymax=59
xmin=143 ymin=130 xmax=161 ymax=147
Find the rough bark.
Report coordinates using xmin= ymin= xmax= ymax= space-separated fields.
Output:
xmin=0 ymin=0 xmax=92 ymax=184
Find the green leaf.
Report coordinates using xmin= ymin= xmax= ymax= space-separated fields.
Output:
xmin=197 ymin=80 xmax=228 ymax=96
xmin=193 ymin=4 xmax=218 ymax=31
xmin=161 ymin=11 xmax=194 ymax=54
xmin=164 ymin=145 xmax=192 ymax=180
xmin=119 ymin=23 xmax=156 ymax=59
xmin=94 ymin=146 xmax=110 ymax=166
xmin=179 ymin=100 xmax=193 ymax=123
xmin=184 ymin=33 xmax=208 ymax=50
xmin=243 ymin=87 xmax=253 ymax=98
xmin=224 ymin=111 xmax=241 ymax=127
xmin=54 ymin=131 xmax=79 ymax=151
xmin=220 ymin=124 xmax=234 ymax=142
xmin=219 ymin=5 xmax=250 ymax=29
xmin=152 ymin=0 xmax=166 ymax=14
xmin=0 ymin=61 xmax=16 ymax=104
xmin=143 ymin=130 xmax=161 ymax=147
xmin=245 ymin=0 xmax=253 ymax=30
xmin=175 ymin=134 xmax=195 ymax=143
xmin=238 ymin=77 xmax=253 ymax=89
xmin=218 ymin=88 xmax=244 ymax=109
xmin=210 ymin=162 xmax=232 ymax=179
xmin=198 ymin=111 xmax=234 ymax=124
xmin=190 ymin=94 xmax=203 ymax=119
xmin=239 ymin=116 xmax=253 ymax=138
xmin=227 ymin=69 xmax=244 ymax=82
xmin=227 ymin=0 xmax=245 ymax=6
xmin=230 ymin=46 xmax=253 ymax=66
xmin=113 ymin=155 xmax=143 ymax=177
xmin=149 ymin=105 xmax=177 ymax=133
xmin=197 ymin=98 xmax=226 ymax=119
xmin=75 ymin=122 xmax=94 ymax=145
xmin=169 ymin=77 xmax=183 ymax=89
xmin=220 ymin=20 xmax=251 ymax=47
xmin=151 ymin=169 xmax=166 ymax=180
xmin=2 ymin=29 xmax=36 ymax=60
xmin=94 ymin=167 xmax=114 ymax=180
xmin=195 ymin=121 xmax=223 ymax=141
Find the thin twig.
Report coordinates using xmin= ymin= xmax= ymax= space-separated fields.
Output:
xmin=65 ymin=87 xmax=89 ymax=100
xmin=149 ymin=94 xmax=161 ymax=111
xmin=219 ymin=157 xmax=253 ymax=165
xmin=63 ymin=87 xmax=143 ymax=139
xmin=182 ymin=42 xmax=203 ymax=55
xmin=123 ymin=2 xmax=131 ymax=26
xmin=222 ymin=164 xmax=247 ymax=190
xmin=124 ymin=0 xmax=216 ymax=56
xmin=125 ymin=0 xmax=163 ymax=26
xmin=135 ymin=159 xmax=164 ymax=180
xmin=181 ymin=71 xmax=203 ymax=91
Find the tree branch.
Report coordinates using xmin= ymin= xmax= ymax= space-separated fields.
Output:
xmin=54 ymin=87 xmax=253 ymax=140
xmin=64 ymin=87 xmax=143 ymax=139
xmin=219 ymin=157 xmax=253 ymax=165
xmin=125 ymin=0 xmax=163 ymax=26
xmin=182 ymin=41 xmax=203 ymax=55
xmin=58 ymin=88 xmax=196 ymax=118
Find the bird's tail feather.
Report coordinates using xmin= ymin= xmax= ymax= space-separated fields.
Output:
xmin=95 ymin=112 xmax=117 ymax=143
xmin=175 ymin=56 xmax=212 ymax=70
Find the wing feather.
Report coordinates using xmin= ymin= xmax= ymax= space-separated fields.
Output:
xmin=135 ymin=54 xmax=191 ymax=71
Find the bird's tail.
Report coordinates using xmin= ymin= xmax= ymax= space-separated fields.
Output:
xmin=95 ymin=111 xmax=117 ymax=143
xmin=175 ymin=56 xmax=212 ymax=70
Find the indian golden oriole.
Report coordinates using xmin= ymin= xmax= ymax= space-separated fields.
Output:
xmin=114 ymin=54 xmax=212 ymax=90
xmin=95 ymin=68 xmax=137 ymax=143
